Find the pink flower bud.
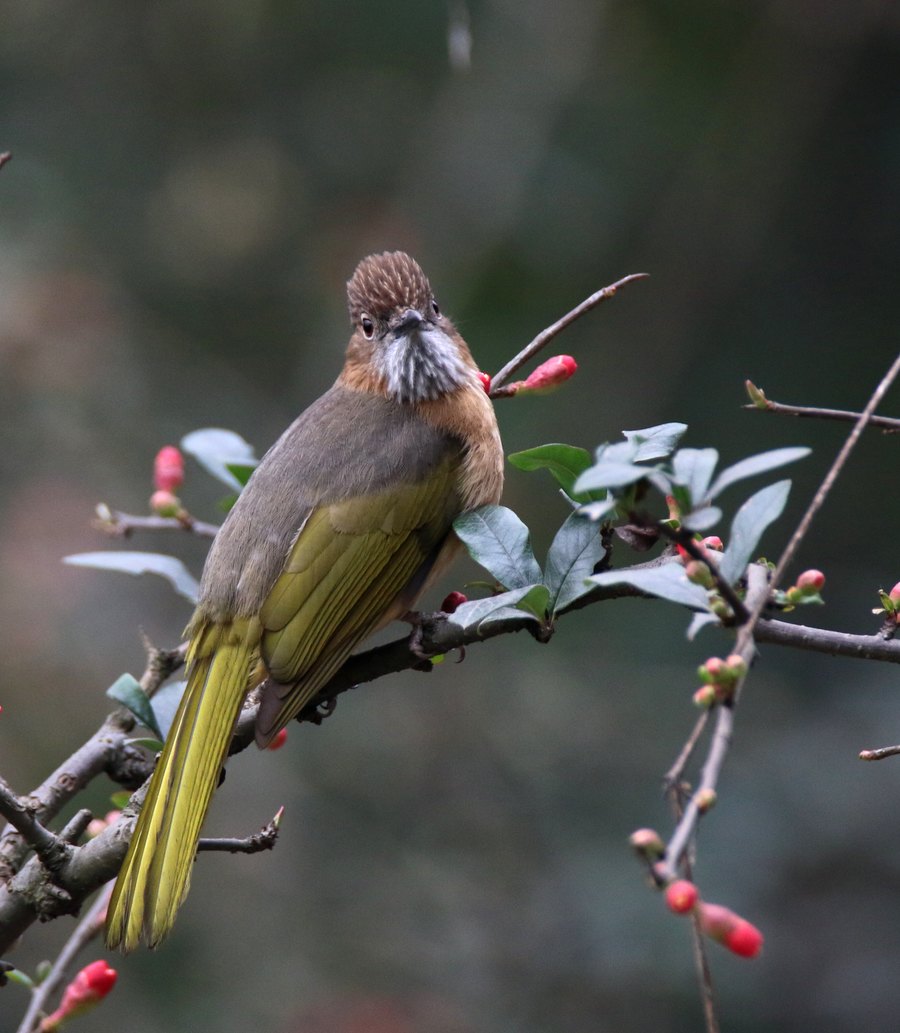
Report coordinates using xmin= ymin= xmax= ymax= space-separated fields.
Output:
xmin=701 ymin=536 xmax=724 ymax=552
xmin=890 ymin=582 xmax=900 ymax=604
xmin=665 ymin=879 xmax=699 ymax=914
xmin=267 ymin=728 xmax=288 ymax=751
xmin=477 ymin=371 xmax=492 ymax=394
xmin=796 ymin=569 xmax=825 ymax=593
xmin=629 ymin=828 xmax=665 ymax=858
xmin=149 ymin=490 xmax=181 ymax=518
xmin=153 ymin=446 xmax=184 ymax=492
xmin=40 ymin=960 xmax=117 ymax=1030
xmin=441 ymin=591 xmax=468 ymax=614
xmin=511 ymin=355 xmax=578 ymax=395
xmin=725 ymin=654 xmax=747 ymax=678
xmin=697 ymin=902 xmax=764 ymax=958
xmin=699 ymin=657 xmax=726 ymax=682
xmin=693 ymin=685 xmax=717 ymax=709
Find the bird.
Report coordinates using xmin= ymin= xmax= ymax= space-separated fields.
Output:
xmin=105 ymin=251 xmax=504 ymax=951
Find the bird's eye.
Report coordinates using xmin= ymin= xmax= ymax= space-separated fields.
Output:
xmin=361 ymin=315 xmax=375 ymax=340
xmin=431 ymin=299 xmax=441 ymax=317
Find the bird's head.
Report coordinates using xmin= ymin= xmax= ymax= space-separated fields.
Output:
xmin=345 ymin=251 xmax=474 ymax=404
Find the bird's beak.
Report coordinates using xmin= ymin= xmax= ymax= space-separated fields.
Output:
xmin=389 ymin=309 xmax=425 ymax=336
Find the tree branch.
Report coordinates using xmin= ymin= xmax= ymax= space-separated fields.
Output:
xmin=196 ymin=808 xmax=283 ymax=854
xmin=744 ymin=389 xmax=900 ymax=432
xmin=93 ymin=505 xmax=219 ymax=540
xmin=489 ymin=272 xmax=648 ymax=392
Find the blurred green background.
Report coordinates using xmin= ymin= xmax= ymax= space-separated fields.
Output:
xmin=3 ymin=1 xmax=900 ymax=1030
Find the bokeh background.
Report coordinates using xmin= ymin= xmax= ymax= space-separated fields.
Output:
xmin=3 ymin=1 xmax=900 ymax=1030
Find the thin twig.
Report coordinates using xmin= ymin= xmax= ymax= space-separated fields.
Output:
xmin=655 ymin=564 xmax=770 ymax=884
xmin=197 ymin=808 xmax=283 ymax=854
xmin=666 ymin=791 xmax=719 ymax=1033
xmin=658 ymin=525 xmax=749 ymax=624
xmin=659 ymin=353 xmax=900 ymax=882
xmin=859 ymin=745 xmax=900 ymax=761
xmin=762 ymin=352 xmax=900 ymax=622
xmin=94 ymin=506 xmax=219 ymax=539
xmin=663 ymin=712 xmax=710 ymax=791
xmin=0 ymin=153 xmax=11 ymax=172
xmin=745 ymin=399 xmax=900 ymax=432
xmin=489 ymin=273 xmax=648 ymax=392
xmin=15 ymin=884 xmax=112 ymax=1033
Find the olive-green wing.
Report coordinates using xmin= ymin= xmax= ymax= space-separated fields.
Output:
xmin=255 ymin=455 xmax=460 ymax=741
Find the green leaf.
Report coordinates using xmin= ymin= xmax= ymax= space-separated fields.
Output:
xmin=681 ymin=506 xmax=722 ymax=532
xmin=720 ymin=479 xmax=792 ymax=585
xmin=544 ymin=512 xmax=607 ymax=614
xmin=507 ymin=443 xmax=593 ymax=498
xmin=454 ymin=505 xmax=543 ymax=589
xmin=623 ymin=422 xmax=689 ymax=461
xmin=150 ymin=680 xmax=187 ymax=741
xmin=127 ymin=737 xmax=165 ymax=751
xmin=573 ymin=461 xmax=655 ymax=493
xmin=588 ymin=562 xmax=710 ymax=610
xmin=476 ymin=584 xmax=551 ymax=626
xmin=63 ymin=551 xmax=199 ymax=603
xmin=448 ymin=585 xmax=545 ymax=632
xmin=224 ymin=461 xmax=258 ymax=488
xmin=578 ymin=498 xmax=617 ymax=522
xmin=708 ymin=447 xmax=810 ymax=500
xmin=672 ymin=448 xmax=719 ymax=507
xmin=181 ymin=428 xmax=258 ymax=491
xmin=106 ymin=673 xmax=162 ymax=737
xmin=687 ymin=612 xmax=720 ymax=640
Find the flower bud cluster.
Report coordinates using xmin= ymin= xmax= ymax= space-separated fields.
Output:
xmin=150 ymin=446 xmax=186 ymax=518
xmin=664 ymin=880 xmax=763 ymax=958
xmin=693 ymin=654 xmax=747 ymax=708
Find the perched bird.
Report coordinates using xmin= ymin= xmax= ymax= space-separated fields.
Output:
xmin=106 ymin=251 xmax=504 ymax=951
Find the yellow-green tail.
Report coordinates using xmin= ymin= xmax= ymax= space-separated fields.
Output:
xmin=106 ymin=620 xmax=257 ymax=951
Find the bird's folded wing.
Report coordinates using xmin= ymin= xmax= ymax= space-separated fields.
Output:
xmin=256 ymin=455 xmax=460 ymax=733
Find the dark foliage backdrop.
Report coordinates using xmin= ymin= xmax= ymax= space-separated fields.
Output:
xmin=2 ymin=2 xmax=900 ymax=1030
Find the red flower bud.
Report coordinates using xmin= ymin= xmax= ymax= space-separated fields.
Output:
xmin=477 ymin=371 xmax=492 ymax=394
xmin=440 ymin=590 xmax=468 ymax=613
xmin=267 ymin=728 xmax=288 ymax=751
xmin=665 ymin=879 xmax=699 ymax=914
xmin=697 ymin=902 xmax=763 ymax=958
xmin=153 ymin=446 xmax=184 ymax=492
xmin=149 ymin=490 xmax=181 ymax=518
xmin=40 ymin=960 xmax=118 ymax=1030
xmin=796 ymin=569 xmax=825 ymax=593
xmin=509 ymin=355 xmax=578 ymax=395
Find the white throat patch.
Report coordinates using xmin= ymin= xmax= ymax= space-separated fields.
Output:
xmin=380 ymin=325 xmax=470 ymax=404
